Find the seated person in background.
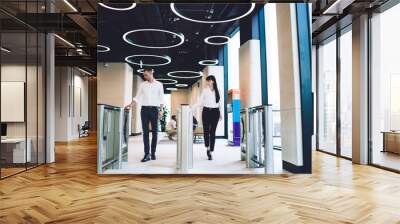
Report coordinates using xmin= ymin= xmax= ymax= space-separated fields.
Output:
xmin=166 ymin=115 xmax=177 ymax=140
xmin=193 ymin=116 xmax=198 ymax=131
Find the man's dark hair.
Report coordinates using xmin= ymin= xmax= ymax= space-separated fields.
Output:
xmin=143 ymin=67 xmax=153 ymax=73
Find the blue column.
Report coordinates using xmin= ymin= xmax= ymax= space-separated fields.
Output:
xmin=223 ymin=46 xmax=228 ymax=138
xmin=258 ymin=7 xmax=268 ymax=105
xmin=296 ymin=3 xmax=313 ymax=173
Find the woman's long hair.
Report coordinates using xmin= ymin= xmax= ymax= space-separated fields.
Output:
xmin=206 ymin=75 xmax=220 ymax=103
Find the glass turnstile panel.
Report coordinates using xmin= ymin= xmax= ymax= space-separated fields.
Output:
xmin=241 ymin=105 xmax=274 ymax=174
xmin=97 ymin=105 xmax=129 ymax=173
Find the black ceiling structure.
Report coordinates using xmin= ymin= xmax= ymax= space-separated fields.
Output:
xmin=311 ymin=0 xmax=393 ymax=44
xmin=97 ymin=3 xmax=260 ymax=90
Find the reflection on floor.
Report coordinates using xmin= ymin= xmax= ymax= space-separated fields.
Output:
xmin=104 ymin=133 xmax=283 ymax=174
xmin=0 ymin=167 xmax=25 ymax=178
xmin=372 ymin=150 xmax=400 ymax=171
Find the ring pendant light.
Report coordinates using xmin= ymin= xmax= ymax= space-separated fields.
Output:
xmin=166 ymin=87 xmax=178 ymax=91
xmin=176 ymin=83 xmax=188 ymax=87
xmin=204 ymin=35 xmax=230 ymax=45
xmin=157 ymin=79 xmax=178 ymax=85
xmin=123 ymin=29 xmax=185 ymax=49
xmin=125 ymin=55 xmax=171 ymax=67
xmin=97 ymin=44 xmax=110 ymax=52
xmin=199 ymin=59 xmax=219 ymax=66
xmin=167 ymin=71 xmax=203 ymax=79
xmin=170 ymin=3 xmax=255 ymax=24
xmin=99 ymin=3 xmax=136 ymax=11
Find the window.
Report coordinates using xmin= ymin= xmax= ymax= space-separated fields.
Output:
xmin=370 ymin=3 xmax=400 ymax=171
xmin=317 ymin=36 xmax=337 ymax=155
xmin=339 ymin=29 xmax=352 ymax=158
xmin=0 ymin=1 xmax=47 ymax=179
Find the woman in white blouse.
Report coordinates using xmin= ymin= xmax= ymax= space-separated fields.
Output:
xmin=193 ymin=75 xmax=223 ymax=160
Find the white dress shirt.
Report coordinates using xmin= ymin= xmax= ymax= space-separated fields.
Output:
xmin=135 ymin=80 xmax=164 ymax=107
xmin=194 ymin=87 xmax=223 ymax=112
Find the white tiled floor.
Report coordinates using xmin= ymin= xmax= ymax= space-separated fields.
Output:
xmin=104 ymin=133 xmax=283 ymax=174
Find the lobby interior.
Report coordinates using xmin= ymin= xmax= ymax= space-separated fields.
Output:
xmin=0 ymin=1 xmax=400 ymax=223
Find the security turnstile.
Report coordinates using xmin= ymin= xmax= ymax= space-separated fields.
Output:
xmin=97 ymin=105 xmax=130 ymax=174
xmin=240 ymin=105 xmax=274 ymax=174
xmin=176 ymin=104 xmax=193 ymax=171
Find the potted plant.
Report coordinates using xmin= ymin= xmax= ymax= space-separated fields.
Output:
xmin=160 ymin=106 xmax=169 ymax=132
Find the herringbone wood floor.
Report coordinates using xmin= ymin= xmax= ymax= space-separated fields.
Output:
xmin=1 ymin=136 xmax=400 ymax=224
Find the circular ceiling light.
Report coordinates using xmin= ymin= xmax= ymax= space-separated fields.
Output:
xmin=99 ymin=3 xmax=136 ymax=11
xmin=123 ymin=29 xmax=185 ymax=49
xmin=199 ymin=59 xmax=219 ymax=66
xmin=167 ymin=71 xmax=203 ymax=79
xmin=204 ymin=35 xmax=230 ymax=45
xmin=125 ymin=55 xmax=171 ymax=67
xmin=176 ymin=83 xmax=188 ymax=87
xmin=97 ymin=44 xmax=110 ymax=52
xmin=137 ymin=68 xmax=144 ymax=73
xmin=166 ymin=87 xmax=178 ymax=91
xmin=157 ymin=79 xmax=178 ymax=85
xmin=170 ymin=3 xmax=255 ymax=24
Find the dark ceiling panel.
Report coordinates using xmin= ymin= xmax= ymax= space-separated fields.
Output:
xmin=97 ymin=3 xmax=257 ymax=88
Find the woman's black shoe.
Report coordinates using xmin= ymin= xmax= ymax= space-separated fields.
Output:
xmin=141 ymin=154 xmax=151 ymax=162
xmin=207 ymin=150 xmax=212 ymax=160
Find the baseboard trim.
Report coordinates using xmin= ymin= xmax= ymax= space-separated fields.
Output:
xmin=282 ymin=160 xmax=310 ymax=174
xmin=130 ymin=132 xmax=142 ymax=136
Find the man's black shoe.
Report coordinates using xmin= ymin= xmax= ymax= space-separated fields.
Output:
xmin=141 ymin=154 xmax=151 ymax=162
xmin=151 ymin=154 xmax=156 ymax=160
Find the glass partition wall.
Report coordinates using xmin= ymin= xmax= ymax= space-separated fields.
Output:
xmin=316 ymin=26 xmax=353 ymax=159
xmin=0 ymin=1 xmax=46 ymax=179
xmin=370 ymin=3 xmax=400 ymax=171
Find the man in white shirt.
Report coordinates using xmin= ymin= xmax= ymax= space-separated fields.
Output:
xmin=127 ymin=68 xmax=164 ymax=162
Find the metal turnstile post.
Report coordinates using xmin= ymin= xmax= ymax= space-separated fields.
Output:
xmin=264 ymin=105 xmax=274 ymax=174
xmin=176 ymin=104 xmax=193 ymax=171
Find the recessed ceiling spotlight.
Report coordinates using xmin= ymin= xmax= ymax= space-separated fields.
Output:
xmin=176 ymin=83 xmax=188 ymax=88
xmin=125 ymin=55 xmax=171 ymax=67
xmin=97 ymin=44 xmax=110 ymax=52
xmin=156 ymin=79 xmax=178 ymax=85
xmin=98 ymin=3 xmax=136 ymax=11
xmin=167 ymin=71 xmax=203 ymax=79
xmin=204 ymin=35 xmax=230 ymax=45
xmin=199 ymin=59 xmax=219 ymax=66
xmin=170 ymin=3 xmax=255 ymax=24
xmin=123 ymin=29 xmax=184 ymax=49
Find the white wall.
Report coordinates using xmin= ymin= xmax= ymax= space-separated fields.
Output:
xmin=131 ymin=75 xmax=144 ymax=134
xmin=1 ymin=63 xmax=46 ymax=163
xmin=54 ymin=67 xmax=89 ymax=141
xmin=239 ymin=40 xmax=262 ymax=109
xmin=276 ymin=3 xmax=304 ymax=167
xmin=1 ymin=65 xmax=38 ymax=138
xmin=97 ymin=63 xmax=133 ymax=108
